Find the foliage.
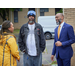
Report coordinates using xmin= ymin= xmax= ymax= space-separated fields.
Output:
xmin=56 ymin=8 xmax=63 ymax=14
xmin=0 ymin=8 xmax=22 ymax=21
xmin=13 ymin=29 xmax=20 ymax=35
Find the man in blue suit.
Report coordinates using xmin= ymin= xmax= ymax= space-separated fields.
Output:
xmin=51 ymin=13 xmax=75 ymax=66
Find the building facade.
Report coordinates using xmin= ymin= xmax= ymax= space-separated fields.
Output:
xmin=0 ymin=8 xmax=60 ymax=29
xmin=64 ymin=8 xmax=75 ymax=66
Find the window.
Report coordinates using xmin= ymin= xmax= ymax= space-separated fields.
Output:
xmin=40 ymin=8 xmax=49 ymax=16
xmin=14 ymin=11 xmax=18 ymax=23
xmin=14 ymin=8 xmax=21 ymax=11
xmin=40 ymin=12 xmax=44 ymax=16
xmin=14 ymin=8 xmax=22 ymax=23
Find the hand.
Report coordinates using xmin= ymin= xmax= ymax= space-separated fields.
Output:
xmin=23 ymin=49 xmax=26 ymax=53
xmin=55 ymin=41 xmax=62 ymax=47
xmin=51 ymin=55 xmax=54 ymax=61
xmin=23 ymin=50 xmax=25 ymax=52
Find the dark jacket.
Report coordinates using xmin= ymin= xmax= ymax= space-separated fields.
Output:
xmin=18 ymin=22 xmax=46 ymax=56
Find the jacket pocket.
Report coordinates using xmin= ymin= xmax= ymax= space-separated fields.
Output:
xmin=36 ymin=30 xmax=40 ymax=35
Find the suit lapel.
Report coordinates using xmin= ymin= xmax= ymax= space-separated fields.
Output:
xmin=56 ymin=26 xmax=59 ymax=40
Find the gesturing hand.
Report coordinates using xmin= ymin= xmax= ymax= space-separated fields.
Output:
xmin=55 ymin=41 xmax=62 ymax=47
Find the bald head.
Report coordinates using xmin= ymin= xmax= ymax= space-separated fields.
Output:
xmin=56 ymin=13 xmax=64 ymax=19
xmin=55 ymin=13 xmax=64 ymax=25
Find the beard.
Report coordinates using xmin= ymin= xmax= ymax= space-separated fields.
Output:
xmin=29 ymin=18 xmax=35 ymax=24
xmin=56 ymin=19 xmax=62 ymax=25
xmin=29 ymin=21 xmax=34 ymax=23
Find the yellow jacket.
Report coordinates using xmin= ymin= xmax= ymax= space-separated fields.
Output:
xmin=0 ymin=34 xmax=20 ymax=66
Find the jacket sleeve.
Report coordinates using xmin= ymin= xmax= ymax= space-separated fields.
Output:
xmin=40 ymin=25 xmax=46 ymax=52
xmin=18 ymin=26 xmax=25 ymax=51
xmin=8 ymin=37 xmax=20 ymax=60
xmin=62 ymin=25 xmax=75 ymax=47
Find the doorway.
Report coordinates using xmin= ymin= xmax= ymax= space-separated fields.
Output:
xmin=29 ymin=8 xmax=35 ymax=11
xmin=55 ymin=8 xmax=61 ymax=14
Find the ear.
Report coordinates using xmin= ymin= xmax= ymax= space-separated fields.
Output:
xmin=8 ymin=27 xmax=11 ymax=31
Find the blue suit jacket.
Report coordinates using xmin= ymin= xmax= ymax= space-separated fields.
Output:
xmin=52 ymin=22 xmax=75 ymax=59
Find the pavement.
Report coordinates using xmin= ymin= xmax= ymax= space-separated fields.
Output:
xmin=42 ymin=40 xmax=56 ymax=65
xmin=15 ymin=34 xmax=56 ymax=66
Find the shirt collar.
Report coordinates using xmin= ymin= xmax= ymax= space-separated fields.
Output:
xmin=60 ymin=22 xmax=64 ymax=27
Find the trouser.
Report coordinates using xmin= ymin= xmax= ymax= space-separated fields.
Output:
xmin=23 ymin=52 xmax=42 ymax=66
xmin=57 ymin=53 xmax=71 ymax=66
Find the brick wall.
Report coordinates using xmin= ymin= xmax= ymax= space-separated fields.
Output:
xmin=64 ymin=8 xmax=75 ymax=66
xmin=12 ymin=8 xmax=56 ymax=29
xmin=0 ymin=8 xmax=56 ymax=29
xmin=12 ymin=8 xmax=28 ymax=29
xmin=44 ymin=8 xmax=55 ymax=16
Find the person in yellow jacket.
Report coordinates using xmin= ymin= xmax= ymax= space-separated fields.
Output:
xmin=0 ymin=20 xmax=20 ymax=66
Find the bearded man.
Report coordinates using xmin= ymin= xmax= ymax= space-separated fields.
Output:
xmin=51 ymin=13 xmax=75 ymax=66
xmin=18 ymin=10 xmax=46 ymax=66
